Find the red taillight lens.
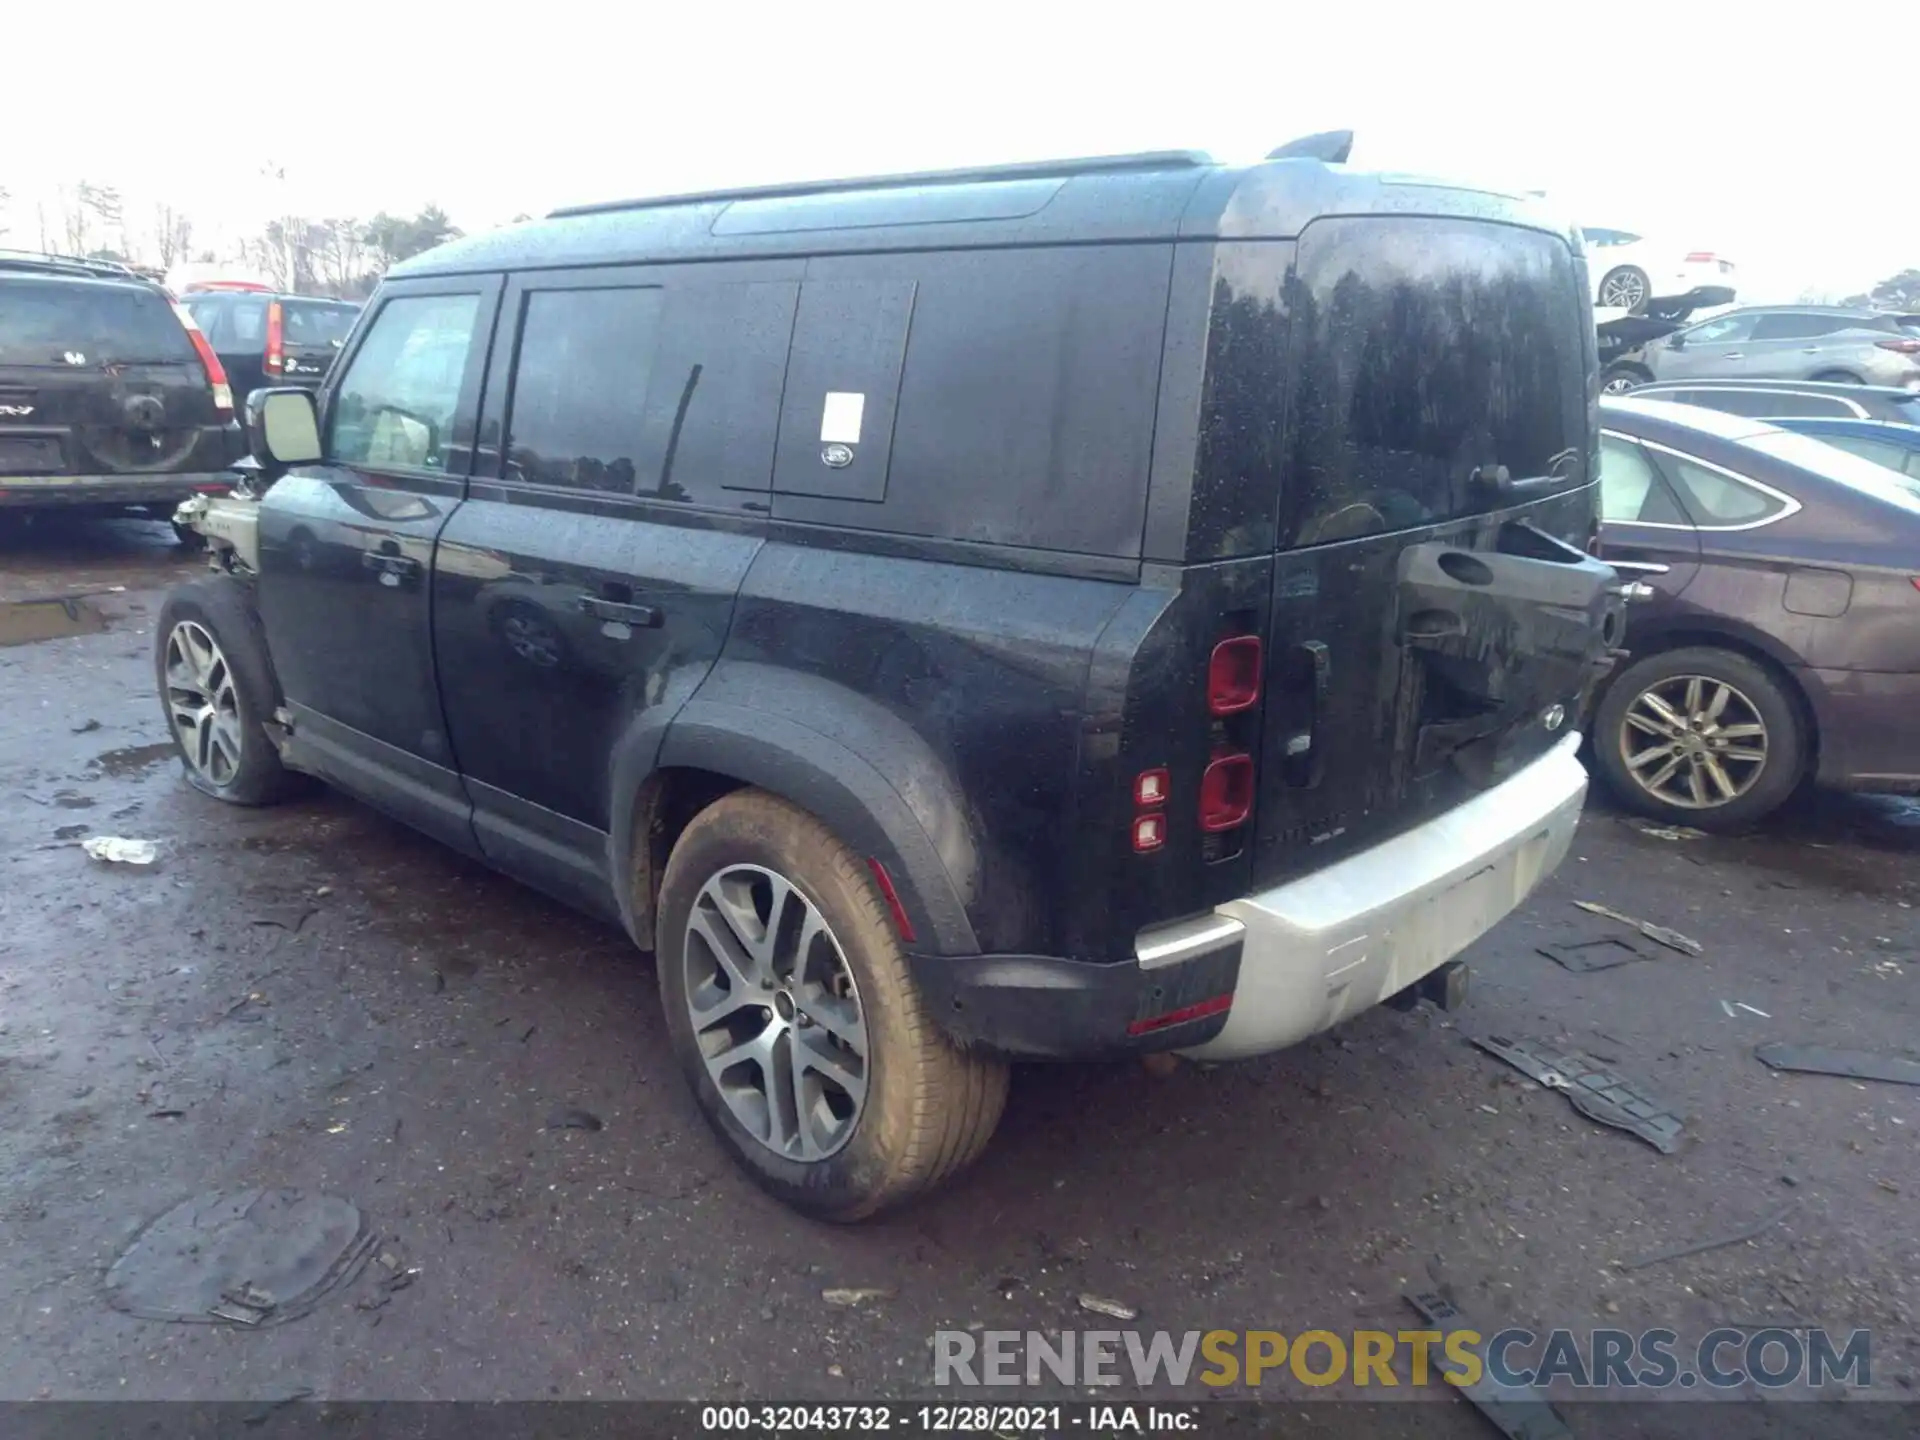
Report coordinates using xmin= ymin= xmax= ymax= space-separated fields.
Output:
xmin=1208 ymin=636 xmax=1263 ymax=715
xmin=1134 ymin=768 xmax=1169 ymax=808
xmin=265 ymin=300 xmax=285 ymax=376
xmin=1875 ymin=338 xmax=1920 ymax=355
xmin=1910 ymin=578 xmax=1920 ymax=593
xmin=1684 ymin=251 xmax=1717 ymax=263
xmin=1198 ymin=753 xmax=1255 ymax=832
xmin=173 ymin=303 xmax=232 ymax=419
xmin=1132 ymin=813 xmax=1166 ymax=853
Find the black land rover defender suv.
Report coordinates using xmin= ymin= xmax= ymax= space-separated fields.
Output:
xmin=0 ymin=252 xmax=240 ymax=532
xmin=160 ymin=138 xmax=1624 ymax=1219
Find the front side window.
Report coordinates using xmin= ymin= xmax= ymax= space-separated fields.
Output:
xmin=328 ymin=294 xmax=480 ymax=473
xmin=504 ymin=287 xmax=663 ymax=492
xmin=1600 ymin=434 xmax=1686 ymax=524
xmin=1656 ymin=449 xmax=1789 ymax=526
xmin=1679 ymin=314 xmax=1758 ymax=346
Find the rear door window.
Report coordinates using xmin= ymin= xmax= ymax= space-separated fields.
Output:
xmin=1274 ymin=218 xmax=1587 ymax=549
xmin=1750 ymin=313 xmax=1847 ymax=341
xmin=1818 ymin=434 xmax=1910 ymax=471
xmin=0 ymin=281 xmax=195 ymax=366
xmin=1678 ymin=389 xmax=1853 ymax=419
xmin=1600 ymin=434 xmax=1688 ymax=524
xmin=504 ymin=286 xmax=664 ymax=492
xmin=282 ymin=300 xmax=358 ymax=347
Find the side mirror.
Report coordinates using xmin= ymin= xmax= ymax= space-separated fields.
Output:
xmin=1666 ymin=332 xmax=1687 ymax=351
xmin=247 ymin=387 xmax=322 ymax=471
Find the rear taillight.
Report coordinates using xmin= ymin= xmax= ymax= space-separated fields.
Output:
xmin=1910 ymin=578 xmax=1920 ymax=593
xmin=265 ymin=300 xmax=285 ymax=376
xmin=1875 ymin=338 xmax=1920 ymax=355
xmin=1198 ymin=753 xmax=1255 ymax=832
xmin=173 ymin=303 xmax=232 ymax=419
xmin=1208 ymin=636 xmax=1263 ymax=715
xmin=1133 ymin=767 xmax=1169 ymax=853
xmin=1685 ymin=251 xmax=1717 ymax=263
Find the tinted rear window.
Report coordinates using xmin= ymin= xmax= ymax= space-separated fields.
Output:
xmin=1271 ymin=219 xmax=1588 ymax=548
xmin=0 ymin=281 xmax=195 ymax=365
xmin=1672 ymin=388 xmax=1855 ymax=419
xmin=1741 ymin=431 xmax=1920 ymax=511
xmin=282 ymin=300 xmax=358 ymax=347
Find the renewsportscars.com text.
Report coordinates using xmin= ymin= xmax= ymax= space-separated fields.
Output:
xmin=934 ymin=1327 xmax=1871 ymax=1391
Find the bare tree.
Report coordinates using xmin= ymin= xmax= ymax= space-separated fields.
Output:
xmin=152 ymin=203 xmax=194 ymax=269
xmin=312 ymin=218 xmax=371 ymax=297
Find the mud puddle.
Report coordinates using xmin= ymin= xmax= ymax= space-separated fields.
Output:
xmin=0 ymin=595 xmax=110 ymax=647
xmin=89 ymin=743 xmax=175 ymax=778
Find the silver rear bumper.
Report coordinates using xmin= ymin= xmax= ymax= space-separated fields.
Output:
xmin=1173 ymin=731 xmax=1588 ymax=1061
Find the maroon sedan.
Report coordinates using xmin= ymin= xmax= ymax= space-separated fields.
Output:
xmin=1594 ymin=397 xmax=1920 ymax=826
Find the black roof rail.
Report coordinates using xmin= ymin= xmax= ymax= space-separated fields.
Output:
xmin=1264 ymin=129 xmax=1353 ymax=164
xmin=550 ymin=149 xmax=1215 ymax=219
xmin=0 ymin=248 xmax=144 ymax=281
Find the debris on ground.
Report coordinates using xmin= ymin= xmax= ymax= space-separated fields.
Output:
xmin=241 ymin=1389 xmax=314 ymax=1425
xmin=1077 ymin=1294 xmax=1139 ymax=1321
xmin=821 ymin=1287 xmax=893 ymax=1308
xmin=250 ymin=906 xmax=318 ymax=933
xmin=1626 ymin=820 xmax=1708 ymax=841
xmin=1470 ymin=1035 xmax=1685 ymax=1154
xmin=1621 ymin=1201 xmax=1797 ymax=1272
xmin=81 ymin=836 xmax=157 ymax=865
xmin=1139 ymin=1052 xmax=1181 ymax=1079
xmin=1574 ymin=900 xmax=1702 ymax=956
xmin=106 ymin=1189 xmax=375 ymax=1327
xmin=1404 ymin=1291 xmax=1573 ymax=1440
xmin=1537 ymin=934 xmax=1659 ymax=973
xmin=545 ymin=1107 xmax=604 ymax=1132
xmin=1754 ymin=1043 xmax=1920 ymax=1087
xmin=1734 ymin=1002 xmax=1771 ymax=1019
xmin=71 ymin=718 xmax=101 ymax=734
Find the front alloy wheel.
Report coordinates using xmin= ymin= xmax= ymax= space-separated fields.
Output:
xmin=163 ymin=620 xmax=246 ymax=788
xmin=682 ymin=864 xmax=869 ymax=1162
xmin=1618 ymin=674 xmax=1768 ymax=810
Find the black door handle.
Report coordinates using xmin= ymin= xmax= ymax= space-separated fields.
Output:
xmin=578 ymin=596 xmax=661 ymax=628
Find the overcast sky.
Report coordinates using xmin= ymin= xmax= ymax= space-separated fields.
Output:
xmin=6 ymin=3 xmax=1906 ymax=301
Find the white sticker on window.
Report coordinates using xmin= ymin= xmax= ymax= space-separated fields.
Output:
xmin=820 ymin=391 xmax=865 ymax=446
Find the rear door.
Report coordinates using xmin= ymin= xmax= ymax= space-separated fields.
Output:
xmin=256 ymin=277 xmax=498 ymax=853
xmin=0 ymin=276 xmax=218 ymax=486
xmin=1250 ymin=217 xmax=1613 ymax=886
xmin=431 ymin=263 xmax=788 ymax=914
xmin=1596 ymin=428 xmax=1702 ymax=618
xmin=1658 ymin=312 xmax=1760 ymax=381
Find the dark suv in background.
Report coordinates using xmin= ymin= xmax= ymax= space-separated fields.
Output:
xmin=0 ymin=252 xmax=239 ymax=532
xmin=182 ymin=289 xmax=360 ymax=405
xmin=161 ymin=139 xmax=1623 ymax=1218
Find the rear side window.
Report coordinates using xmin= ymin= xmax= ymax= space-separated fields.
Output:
xmin=282 ymin=300 xmax=358 ymax=347
xmin=1819 ymin=434 xmax=1911 ymax=471
xmin=1676 ymin=389 xmax=1854 ymax=419
xmin=328 ymin=293 xmax=480 ymax=473
xmin=1272 ymin=219 xmax=1588 ymax=549
xmin=1653 ymin=448 xmax=1789 ymax=526
xmin=1750 ymin=313 xmax=1850 ymax=341
xmin=505 ymin=287 xmax=664 ymax=492
xmin=0 ymin=281 xmax=195 ymax=366
xmin=1599 ymin=434 xmax=1687 ymax=524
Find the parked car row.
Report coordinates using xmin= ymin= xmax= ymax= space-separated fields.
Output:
xmin=1591 ymin=390 xmax=1920 ymax=827
xmin=0 ymin=251 xmax=359 ymax=535
xmin=1603 ymin=305 xmax=1920 ymax=394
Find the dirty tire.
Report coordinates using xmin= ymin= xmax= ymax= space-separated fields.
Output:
xmin=154 ymin=576 xmax=301 ymax=806
xmin=1809 ymin=370 xmax=1863 ymax=386
xmin=1601 ymin=365 xmax=1649 ymax=395
xmin=656 ymin=790 xmax=1008 ymax=1221
xmin=1593 ymin=646 xmax=1805 ymax=830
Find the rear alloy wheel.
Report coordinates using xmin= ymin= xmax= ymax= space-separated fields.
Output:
xmin=656 ymin=790 xmax=1008 ymax=1220
xmin=1594 ymin=647 xmax=1805 ymax=828
xmin=1598 ymin=265 xmax=1653 ymax=315
xmin=1601 ymin=368 xmax=1648 ymax=395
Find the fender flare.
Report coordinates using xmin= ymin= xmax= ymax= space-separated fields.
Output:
xmin=611 ymin=662 xmax=982 ymax=958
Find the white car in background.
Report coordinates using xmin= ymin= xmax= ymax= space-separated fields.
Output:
xmin=1583 ymin=227 xmax=1737 ymax=317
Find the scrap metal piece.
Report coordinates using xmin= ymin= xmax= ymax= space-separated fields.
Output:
xmin=1403 ymin=1291 xmax=1573 ymax=1440
xmin=1755 ymin=1043 xmax=1920 ymax=1087
xmin=1471 ymin=1035 xmax=1685 ymax=1154
xmin=1574 ymin=900 xmax=1701 ymax=956
xmin=1622 ymin=1201 xmax=1797 ymax=1272
xmin=1537 ymin=934 xmax=1658 ymax=973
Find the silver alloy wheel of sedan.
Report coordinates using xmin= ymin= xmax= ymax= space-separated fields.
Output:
xmin=1598 ymin=266 xmax=1650 ymax=312
xmin=1618 ymin=673 xmax=1769 ymax=810
xmin=682 ymin=864 xmax=869 ymax=1162
xmin=1602 ymin=372 xmax=1641 ymax=395
xmin=162 ymin=620 xmax=246 ymax=788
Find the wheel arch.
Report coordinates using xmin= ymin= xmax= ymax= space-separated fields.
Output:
xmin=610 ymin=662 xmax=982 ymax=959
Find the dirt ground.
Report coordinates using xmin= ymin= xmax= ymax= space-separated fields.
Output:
xmin=1 ymin=514 xmax=1915 ymax=1433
